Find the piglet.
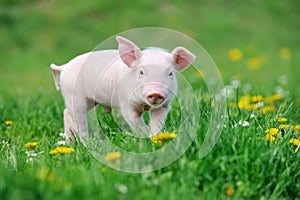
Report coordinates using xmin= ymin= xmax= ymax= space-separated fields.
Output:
xmin=51 ymin=36 xmax=195 ymax=141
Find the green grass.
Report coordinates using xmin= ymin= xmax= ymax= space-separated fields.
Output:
xmin=1 ymin=0 xmax=300 ymax=199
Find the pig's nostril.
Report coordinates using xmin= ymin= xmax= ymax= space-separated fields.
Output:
xmin=147 ymin=93 xmax=165 ymax=105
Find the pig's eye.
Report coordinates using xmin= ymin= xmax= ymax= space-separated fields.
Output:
xmin=168 ymin=71 xmax=174 ymax=77
xmin=137 ymin=69 xmax=145 ymax=79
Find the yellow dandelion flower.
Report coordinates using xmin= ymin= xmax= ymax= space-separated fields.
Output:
xmin=105 ymin=152 xmax=121 ymax=162
xmin=290 ymin=139 xmax=300 ymax=146
xmin=25 ymin=142 xmax=37 ymax=149
xmin=151 ymin=132 xmax=177 ymax=144
xmin=251 ymin=104 xmax=259 ymax=110
xmin=265 ymin=128 xmax=280 ymax=142
xmin=247 ymin=57 xmax=261 ymax=70
xmin=226 ymin=186 xmax=234 ymax=197
xmin=262 ymin=106 xmax=276 ymax=114
xmin=266 ymin=128 xmax=279 ymax=135
xmin=169 ymin=133 xmax=176 ymax=139
xmin=278 ymin=117 xmax=288 ymax=123
xmin=238 ymin=95 xmax=251 ymax=110
xmin=5 ymin=120 xmax=13 ymax=126
xmin=294 ymin=125 xmax=300 ymax=132
xmin=279 ymin=48 xmax=291 ymax=60
xmin=228 ymin=48 xmax=243 ymax=61
xmin=264 ymin=94 xmax=283 ymax=103
xmin=251 ymin=95 xmax=263 ymax=103
xmin=50 ymin=146 xmax=75 ymax=154
xmin=265 ymin=133 xmax=276 ymax=142
xmin=279 ymin=124 xmax=290 ymax=129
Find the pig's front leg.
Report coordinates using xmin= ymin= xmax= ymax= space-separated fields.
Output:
xmin=149 ymin=104 xmax=170 ymax=136
xmin=120 ymin=105 xmax=149 ymax=137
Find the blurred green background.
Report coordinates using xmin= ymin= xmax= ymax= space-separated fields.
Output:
xmin=0 ymin=0 xmax=299 ymax=96
xmin=1 ymin=1 xmax=300 ymax=199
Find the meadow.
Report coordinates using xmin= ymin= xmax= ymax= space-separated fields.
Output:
xmin=1 ymin=0 xmax=300 ymax=199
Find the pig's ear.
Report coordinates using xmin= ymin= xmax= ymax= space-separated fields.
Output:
xmin=172 ymin=47 xmax=196 ymax=71
xmin=116 ymin=36 xmax=142 ymax=68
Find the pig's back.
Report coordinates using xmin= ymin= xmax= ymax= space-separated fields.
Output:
xmin=81 ymin=50 xmax=129 ymax=106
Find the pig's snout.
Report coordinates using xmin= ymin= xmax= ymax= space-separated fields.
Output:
xmin=146 ymin=93 xmax=165 ymax=105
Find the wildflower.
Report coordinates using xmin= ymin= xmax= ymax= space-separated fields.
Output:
xmin=50 ymin=146 xmax=75 ymax=154
xmin=228 ymin=48 xmax=243 ymax=61
xmin=105 ymin=152 xmax=121 ymax=162
xmin=231 ymin=79 xmax=241 ymax=88
xmin=278 ymin=117 xmax=287 ymax=123
xmin=279 ymin=48 xmax=291 ymax=60
xmin=272 ymin=94 xmax=283 ymax=101
xmin=251 ymin=95 xmax=263 ymax=103
xmin=294 ymin=125 xmax=300 ymax=132
xmin=266 ymin=128 xmax=279 ymax=135
xmin=290 ymin=139 xmax=300 ymax=146
xmin=26 ymin=150 xmax=44 ymax=157
xmin=117 ymin=184 xmax=128 ymax=194
xmin=57 ymin=141 xmax=66 ymax=146
xmin=264 ymin=94 xmax=283 ymax=103
xmin=151 ymin=132 xmax=176 ymax=144
xmin=265 ymin=128 xmax=280 ymax=143
xmin=238 ymin=120 xmax=250 ymax=127
xmin=5 ymin=120 xmax=13 ymax=126
xmin=256 ymin=101 xmax=265 ymax=108
xmin=279 ymin=124 xmax=290 ymax=129
xmin=25 ymin=142 xmax=37 ymax=149
xmin=265 ymin=134 xmax=276 ymax=142
xmin=26 ymin=150 xmax=44 ymax=162
xmin=250 ymin=113 xmax=256 ymax=119
xmin=226 ymin=186 xmax=234 ymax=197
xmin=238 ymin=95 xmax=252 ymax=110
xmin=247 ymin=57 xmax=261 ymax=70
xmin=290 ymin=139 xmax=300 ymax=153
xmin=262 ymin=106 xmax=276 ymax=114
xmin=59 ymin=132 xmax=66 ymax=138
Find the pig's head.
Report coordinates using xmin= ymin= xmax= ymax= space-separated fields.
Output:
xmin=116 ymin=36 xmax=196 ymax=108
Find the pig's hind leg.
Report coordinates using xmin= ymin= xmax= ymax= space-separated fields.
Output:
xmin=64 ymin=108 xmax=88 ymax=142
xmin=63 ymin=108 xmax=73 ymax=141
xmin=64 ymin=97 xmax=94 ymax=143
